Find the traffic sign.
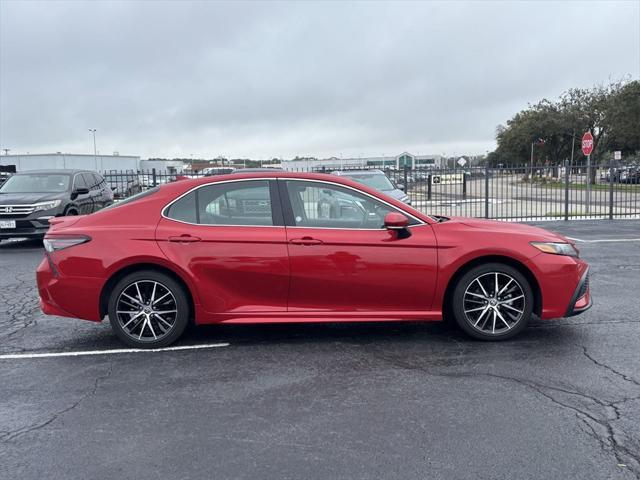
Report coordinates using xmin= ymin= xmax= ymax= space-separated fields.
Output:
xmin=581 ymin=131 xmax=594 ymax=156
xmin=614 ymin=151 xmax=622 ymax=160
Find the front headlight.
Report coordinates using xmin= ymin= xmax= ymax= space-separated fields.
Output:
xmin=33 ymin=199 xmax=62 ymax=212
xmin=530 ymin=241 xmax=579 ymax=257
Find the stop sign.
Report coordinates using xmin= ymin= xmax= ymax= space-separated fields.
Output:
xmin=581 ymin=131 xmax=594 ymax=156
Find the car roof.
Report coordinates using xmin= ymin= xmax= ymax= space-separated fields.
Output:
xmin=15 ymin=169 xmax=91 ymax=175
xmin=231 ymin=168 xmax=285 ymax=173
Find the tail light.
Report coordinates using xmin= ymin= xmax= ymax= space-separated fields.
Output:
xmin=43 ymin=236 xmax=91 ymax=252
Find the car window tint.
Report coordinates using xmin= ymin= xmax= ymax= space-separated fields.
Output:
xmin=82 ymin=173 xmax=98 ymax=190
xmin=165 ymin=191 xmax=197 ymax=223
xmin=197 ymin=180 xmax=273 ymax=226
xmin=92 ymin=173 xmax=104 ymax=188
xmin=285 ymin=180 xmax=414 ymax=229
xmin=74 ymin=174 xmax=88 ymax=190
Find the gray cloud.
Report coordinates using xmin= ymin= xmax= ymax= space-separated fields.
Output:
xmin=1 ymin=0 xmax=638 ymax=159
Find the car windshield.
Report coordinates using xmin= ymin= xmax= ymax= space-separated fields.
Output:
xmin=0 ymin=173 xmax=70 ymax=193
xmin=343 ymin=173 xmax=395 ymax=191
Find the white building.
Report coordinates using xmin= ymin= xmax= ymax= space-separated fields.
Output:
xmin=1 ymin=153 xmax=140 ymax=172
xmin=282 ymin=152 xmax=444 ymax=171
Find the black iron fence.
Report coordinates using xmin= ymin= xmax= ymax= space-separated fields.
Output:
xmin=103 ymin=163 xmax=640 ymax=221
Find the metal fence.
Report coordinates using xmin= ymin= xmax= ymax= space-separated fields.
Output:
xmin=103 ymin=163 xmax=640 ymax=222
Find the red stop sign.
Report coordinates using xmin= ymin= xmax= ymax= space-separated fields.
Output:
xmin=581 ymin=131 xmax=594 ymax=156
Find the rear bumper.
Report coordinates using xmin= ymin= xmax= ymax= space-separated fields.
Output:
xmin=565 ymin=267 xmax=592 ymax=317
xmin=36 ymin=256 xmax=104 ymax=322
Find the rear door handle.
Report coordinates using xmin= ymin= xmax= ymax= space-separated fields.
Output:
xmin=168 ymin=235 xmax=201 ymax=243
xmin=289 ymin=237 xmax=323 ymax=246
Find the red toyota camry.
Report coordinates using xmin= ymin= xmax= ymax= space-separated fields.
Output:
xmin=36 ymin=172 xmax=591 ymax=348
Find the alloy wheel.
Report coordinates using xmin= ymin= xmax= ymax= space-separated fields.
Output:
xmin=115 ymin=280 xmax=178 ymax=343
xmin=462 ymin=272 xmax=526 ymax=335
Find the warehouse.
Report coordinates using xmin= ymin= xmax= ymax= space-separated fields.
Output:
xmin=0 ymin=153 xmax=140 ymax=172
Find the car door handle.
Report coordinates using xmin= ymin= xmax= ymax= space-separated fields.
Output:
xmin=168 ymin=235 xmax=201 ymax=243
xmin=289 ymin=237 xmax=323 ymax=246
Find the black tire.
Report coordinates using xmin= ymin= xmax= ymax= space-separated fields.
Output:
xmin=451 ymin=262 xmax=533 ymax=341
xmin=108 ymin=270 xmax=190 ymax=348
xmin=64 ymin=208 xmax=78 ymax=216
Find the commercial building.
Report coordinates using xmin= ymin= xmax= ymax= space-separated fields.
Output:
xmin=0 ymin=153 xmax=140 ymax=172
xmin=282 ymin=152 xmax=444 ymax=171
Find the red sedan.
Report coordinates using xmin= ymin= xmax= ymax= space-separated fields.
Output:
xmin=37 ymin=172 xmax=591 ymax=348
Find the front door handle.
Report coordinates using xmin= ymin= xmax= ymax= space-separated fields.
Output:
xmin=289 ymin=236 xmax=323 ymax=246
xmin=168 ymin=234 xmax=201 ymax=243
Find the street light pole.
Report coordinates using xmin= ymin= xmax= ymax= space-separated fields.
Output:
xmin=88 ymin=129 xmax=97 ymax=169
xmin=530 ymin=141 xmax=534 ymax=180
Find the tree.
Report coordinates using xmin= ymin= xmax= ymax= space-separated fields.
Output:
xmin=490 ymin=79 xmax=639 ymax=167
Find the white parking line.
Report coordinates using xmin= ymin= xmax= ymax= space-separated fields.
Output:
xmin=567 ymin=237 xmax=640 ymax=244
xmin=0 ymin=342 xmax=230 ymax=360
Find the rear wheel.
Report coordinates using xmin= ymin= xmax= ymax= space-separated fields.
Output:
xmin=451 ymin=263 xmax=533 ymax=341
xmin=107 ymin=270 xmax=189 ymax=348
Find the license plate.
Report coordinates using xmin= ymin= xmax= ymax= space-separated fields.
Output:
xmin=0 ymin=220 xmax=16 ymax=229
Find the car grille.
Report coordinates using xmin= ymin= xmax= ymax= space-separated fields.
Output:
xmin=0 ymin=205 xmax=37 ymax=217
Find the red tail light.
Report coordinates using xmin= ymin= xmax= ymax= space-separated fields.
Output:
xmin=43 ymin=236 xmax=91 ymax=252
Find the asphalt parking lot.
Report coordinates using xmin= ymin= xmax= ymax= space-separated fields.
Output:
xmin=1 ymin=220 xmax=639 ymax=480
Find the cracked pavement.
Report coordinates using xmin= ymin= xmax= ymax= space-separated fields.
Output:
xmin=0 ymin=220 xmax=639 ymax=479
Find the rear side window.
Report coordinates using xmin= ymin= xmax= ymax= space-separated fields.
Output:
xmin=164 ymin=180 xmax=276 ymax=226
xmin=165 ymin=191 xmax=197 ymax=223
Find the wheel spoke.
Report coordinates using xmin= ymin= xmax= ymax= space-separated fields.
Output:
xmin=495 ymin=308 xmax=511 ymax=329
xmin=154 ymin=310 xmax=177 ymax=315
xmin=501 ymin=295 xmax=524 ymax=304
xmin=497 ymin=278 xmax=513 ymax=296
xmin=501 ymin=303 xmax=523 ymax=315
xmin=122 ymin=311 xmax=144 ymax=329
xmin=135 ymin=283 xmax=144 ymax=303
xmin=467 ymin=292 xmax=487 ymax=300
xmin=122 ymin=292 xmax=142 ymax=306
xmin=150 ymin=282 xmax=158 ymax=304
xmin=138 ymin=318 xmax=147 ymax=339
xmin=152 ymin=292 xmax=171 ymax=306
xmin=153 ymin=313 xmax=173 ymax=329
xmin=492 ymin=309 xmax=496 ymax=333
xmin=473 ymin=306 xmax=490 ymax=326
xmin=474 ymin=278 xmax=489 ymax=297
xmin=465 ymin=306 xmax=487 ymax=314
xmin=494 ymin=273 xmax=499 ymax=296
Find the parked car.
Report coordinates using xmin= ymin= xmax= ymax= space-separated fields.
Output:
xmin=37 ymin=171 xmax=591 ymax=348
xmin=0 ymin=172 xmax=12 ymax=187
xmin=202 ymin=167 xmax=236 ymax=176
xmin=332 ymin=169 xmax=412 ymax=204
xmin=0 ymin=169 xmax=113 ymax=240
xmin=103 ymin=172 xmax=142 ymax=198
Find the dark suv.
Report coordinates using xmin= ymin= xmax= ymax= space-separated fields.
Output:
xmin=0 ymin=169 xmax=113 ymax=240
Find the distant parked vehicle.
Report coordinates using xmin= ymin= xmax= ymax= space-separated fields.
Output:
xmin=103 ymin=172 xmax=142 ymax=198
xmin=332 ymin=169 xmax=411 ymax=204
xmin=0 ymin=169 xmax=113 ymax=240
xmin=202 ymin=167 xmax=236 ymax=176
xmin=0 ymin=172 xmax=12 ymax=187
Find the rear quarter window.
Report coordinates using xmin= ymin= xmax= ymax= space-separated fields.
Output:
xmin=165 ymin=191 xmax=197 ymax=223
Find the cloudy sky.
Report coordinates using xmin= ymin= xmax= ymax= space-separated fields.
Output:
xmin=1 ymin=0 xmax=638 ymax=159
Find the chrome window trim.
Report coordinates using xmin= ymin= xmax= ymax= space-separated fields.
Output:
xmin=160 ymin=177 xmax=426 ymax=229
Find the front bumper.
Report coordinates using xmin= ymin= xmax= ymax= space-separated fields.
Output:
xmin=0 ymin=210 xmax=60 ymax=239
xmin=565 ymin=268 xmax=592 ymax=317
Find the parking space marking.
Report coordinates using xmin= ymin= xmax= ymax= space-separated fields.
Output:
xmin=0 ymin=342 xmax=230 ymax=360
xmin=567 ymin=236 xmax=640 ymax=243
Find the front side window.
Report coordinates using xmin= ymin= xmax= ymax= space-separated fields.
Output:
xmin=73 ymin=174 xmax=88 ymax=190
xmin=285 ymin=180 xmax=415 ymax=229
xmin=165 ymin=180 xmax=274 ymax=226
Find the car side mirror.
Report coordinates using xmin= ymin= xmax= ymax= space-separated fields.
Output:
xmin=384 ymin=212 xmax=409 ymax=230
xmin=72 ymin=187 xmax=90 ymax=199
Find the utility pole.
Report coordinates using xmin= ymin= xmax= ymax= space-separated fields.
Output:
xmin=88 ymin=129 xmax=97 ymax=169
xmin=2 ymin=148 xmax=10 ymax=155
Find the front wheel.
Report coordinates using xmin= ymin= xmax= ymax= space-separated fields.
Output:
xmin=451 ymin=263 xmax=533 ymax=341
xmin=107 ymin=270 xmax=190 ymax=348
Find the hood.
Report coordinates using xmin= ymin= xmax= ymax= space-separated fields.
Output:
xmin=449 ymin=216 xmax=570 ymax=242
xmin=0 ymin=192 xmax=67 ymax=205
